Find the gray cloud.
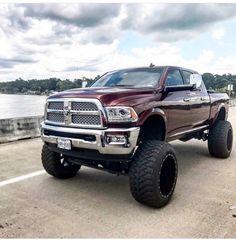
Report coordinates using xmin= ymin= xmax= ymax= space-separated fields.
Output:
xmin=0 ymin=57 xmax=37 ymax=69
xmin=62 ymin=57 xmax=105 ymax=72
xmin=79 ymin=25 xmax=119 ymax=45
xmin=8 ymin=9 xmax=30 ymax=31
xmin=19 ymin=3 xmax=122 ymax=45
xmin=148 ymin=4 xmax=236 ymax=31
xmin=64 ymin=65 xmax=98 ymax=72
xmin=0 ymin=5 xmax=31 ymax=35
xmin=25 ymin=35 xmax=72 ymax=46
xmin=51 ymin=23 xmax=78 ymax=38
xmin=122 ymin=3 xmax=236 ymax=42
xmin=0 ymin=3 xmax=122 ymax=45
xmin=23 ymin=3 xmax=121 ymax=28
xmin=3 ymin=3 xmax=236 ymax=45
xmin=0 ymin=62 xmax=13 ymax=69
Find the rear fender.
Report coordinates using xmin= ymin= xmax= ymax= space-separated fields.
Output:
xmin=212 ymin=103 xmax=228 ymax=125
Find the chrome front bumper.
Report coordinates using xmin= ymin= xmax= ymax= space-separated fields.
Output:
xmin=41 ymin=123 xmax=140 ymax=155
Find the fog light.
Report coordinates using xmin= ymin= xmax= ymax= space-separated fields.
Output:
xmin=106 ymin=135 xmax=127 ymax=145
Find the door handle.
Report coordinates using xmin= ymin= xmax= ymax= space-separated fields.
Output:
xmin=200 ymin=97 xmax=207 ymax=101
xmin=183 ymin=98 xmax=190 ymax=102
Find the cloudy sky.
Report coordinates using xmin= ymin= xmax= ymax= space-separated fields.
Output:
xmin=0 ymin=3 xmax=236 ymax=82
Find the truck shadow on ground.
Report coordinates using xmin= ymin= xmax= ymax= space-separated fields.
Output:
xmin=42 ymin=141 xmax=216 ymax=210
xmin=171 ymin=141 xmax=211 ymax=173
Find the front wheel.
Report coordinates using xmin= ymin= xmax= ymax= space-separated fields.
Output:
xmin=41 ymin=144 xmax=81 ymax=179
xmin=208 ymin=120 xmax=233 ymax=158
xmin=129 ymin=141 xmax=178 ymax=208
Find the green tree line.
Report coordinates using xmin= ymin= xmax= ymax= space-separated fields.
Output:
xmin=0 ymin=73 xmax=235 ymax=95
xmin=0 ymin=76 xmax=100 ymax=95
xmin=202 ymin=73 xmax=236 ymax=94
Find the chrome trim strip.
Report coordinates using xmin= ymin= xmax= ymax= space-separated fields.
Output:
xmin=42 ymin=122 xmax=139 ymax=135
xmin=170 ymin=125 xmax=209 ymax=138
xmin=41 ymin=122 xmax=140 ymax=155
xmin=70 ymin=110 xmax=100 ymax=115
xmin=47 ymin=109 xmax=63 ymax=113
xmin=44 ymin=120 xmax=64 ymax=126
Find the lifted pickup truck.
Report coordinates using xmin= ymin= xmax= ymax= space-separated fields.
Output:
xmin=41 ymin=66 xmax=233 ymax=208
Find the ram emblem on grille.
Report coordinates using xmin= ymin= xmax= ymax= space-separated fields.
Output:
xmin=63 ymin=106 xmax=70 ymax=116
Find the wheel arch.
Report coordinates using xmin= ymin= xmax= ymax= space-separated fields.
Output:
xmin=138 ymin=108 xmax=167 ymax=141
xmin=213 ymin=104 xmax=227 ymax=124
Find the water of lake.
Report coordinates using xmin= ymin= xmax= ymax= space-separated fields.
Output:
xmin=0 ymin=94 xmax=47 ymax=119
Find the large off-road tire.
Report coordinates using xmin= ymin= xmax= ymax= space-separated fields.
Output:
xmin=208 ymin=120 xmax=233 ymax=158
xmin=129 ymin=141 xmax=178 ymax=208
xmin=42 ymin=144 xmax=81 ymax=179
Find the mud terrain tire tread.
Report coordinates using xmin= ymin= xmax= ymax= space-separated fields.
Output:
xmin=129 ymin=140 xmax=178 ymax=208
xmin=42 ymin=144 xmax=80 ymax=179
xmin=208 ymin=120 xmax=233 ymax=158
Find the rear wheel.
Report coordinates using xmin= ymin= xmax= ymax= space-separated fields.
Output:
xmin=208 ymin=120 xmax=233 ymax=158
xmin=42 ymin=144 xmax=81 ymax=179
xmin=129 ymin=140 xmax=178 ymax=208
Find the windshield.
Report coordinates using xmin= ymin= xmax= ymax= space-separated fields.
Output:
xmin=92 ymin=68 xmax=164 ymax=88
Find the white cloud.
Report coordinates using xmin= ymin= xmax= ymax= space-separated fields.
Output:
xmin=212 ymin=28 xmax=225 ymax=40
xmin=0 ymin=3 xmax=236 ymax=81
xmin=210 ymin=56 xmax=236 ymax=74
xmin=95 ymin=46 xmax=236 ymax=76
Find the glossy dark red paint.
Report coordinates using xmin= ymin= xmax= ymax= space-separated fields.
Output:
xmin=48 ymin=66 xmax=229 ymax=141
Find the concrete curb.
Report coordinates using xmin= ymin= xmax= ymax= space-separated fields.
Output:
xmin=0 ymin=116 xmax=43 ymax=143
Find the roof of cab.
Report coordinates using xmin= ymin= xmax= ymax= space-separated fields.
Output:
xmin=108 ymin=65 xmax=198 ymax=74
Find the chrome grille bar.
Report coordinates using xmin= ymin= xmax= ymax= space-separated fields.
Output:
xmin=45 ymin=98 xmax=105 ymax=128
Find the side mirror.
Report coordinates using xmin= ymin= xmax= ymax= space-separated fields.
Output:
xmin=164 ymin=84 xmax=194 ymax=93
xmin=189 ymin=74 xmax=202 ymax=89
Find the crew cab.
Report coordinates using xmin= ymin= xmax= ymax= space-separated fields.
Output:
xmin=41 ymin=66 xmax=233 ymax=208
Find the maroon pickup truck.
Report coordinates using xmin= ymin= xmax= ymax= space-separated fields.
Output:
xmin=41 ymin=66 xmax=233 ymax=208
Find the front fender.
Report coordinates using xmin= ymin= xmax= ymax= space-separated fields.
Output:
xmin=137 ymin=108 xmax=168 ymax=138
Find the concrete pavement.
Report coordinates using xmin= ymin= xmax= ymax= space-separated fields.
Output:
xmin=0 ymin=111 xmax=236 ymax=238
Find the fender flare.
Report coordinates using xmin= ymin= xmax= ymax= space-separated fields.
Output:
xmin=212 ymin=103 xmax=227 ymax=124
xmin=137 ymin=108 xmax=168 ymax=140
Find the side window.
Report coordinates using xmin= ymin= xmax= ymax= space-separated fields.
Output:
xmin=166 ymin=69 xmax=184 ymax=86
xmin=182 ymin=70 xmax=192 ymax=84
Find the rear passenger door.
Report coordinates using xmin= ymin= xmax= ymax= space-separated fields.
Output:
xmin=181 ymin=70 xmax=211 ymax=128
xmin=164 ymin=68 xmax=192 ymax=137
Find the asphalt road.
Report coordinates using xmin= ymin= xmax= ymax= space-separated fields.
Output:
xmin=0 ymin=109 xmax=236 ymax=238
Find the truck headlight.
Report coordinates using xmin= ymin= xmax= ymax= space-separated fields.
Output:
xmin=105 ymin=107 xmax=138 ymax=123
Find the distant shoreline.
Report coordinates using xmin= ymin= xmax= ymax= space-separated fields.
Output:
xmin=0 ymin=92 xmax=47 ymax=96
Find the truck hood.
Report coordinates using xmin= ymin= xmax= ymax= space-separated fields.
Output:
xmin=49 ymin=86 xmax=157 ymax=107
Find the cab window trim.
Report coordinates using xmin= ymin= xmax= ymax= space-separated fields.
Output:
xmin=165 ymin=68 xmax=185 ymax=87
xmin=181 ymin=70 xmax=193 ymax=85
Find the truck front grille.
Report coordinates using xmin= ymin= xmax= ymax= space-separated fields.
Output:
xmin=71 ymin=102 xmax=98 ymax=111
xmin=71 ymin=114 xmax=101 ymax=125
xmin=48 ymin=101 xmax=64 ymax=110
xmin=47 ymin=112 xmax=64 ymax=123
xmin=45 ymin=99 xmax=104 ymax=128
